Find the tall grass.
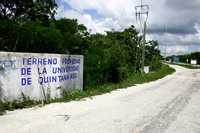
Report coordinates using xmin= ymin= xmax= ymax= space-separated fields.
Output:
xmin=176 ymin=64 xmax=200 ymax=69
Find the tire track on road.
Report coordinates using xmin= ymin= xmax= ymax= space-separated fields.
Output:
xmin=138 ymin=79 xmax=200 ymax=133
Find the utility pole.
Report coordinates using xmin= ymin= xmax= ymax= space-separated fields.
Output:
xmin=135 ymin=0 xmax=149 ymax=72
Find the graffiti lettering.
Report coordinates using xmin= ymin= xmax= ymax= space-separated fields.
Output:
xmin=0 ymin=60 xmax=16 ymax=70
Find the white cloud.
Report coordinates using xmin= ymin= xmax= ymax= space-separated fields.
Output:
xmin=56 ymin=5 xmax=106 ymax=33
xmin=59 ymin=0 xmax=136 ymax=31
xmin=67 ymin=0 xmax=134 ymax=19
xmin=56 ymin=0 xmax=125 ymax=33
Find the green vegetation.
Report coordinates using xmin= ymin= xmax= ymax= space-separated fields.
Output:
xmin=174 ymin=63 xmax=200 ymax=69
xmin=0 ymin=0 xmax=57 ymax=21
xmin=0 ymin=101 xmax=4 ymax=115
xmin=53 ymin=64 xmax=175 ymax=103
xmin=179 ymin=52 xmax=200 ymax=65
xmin=0 ymin=98 xmax=39 ymax=114
xmin=0 ymin=64 xmax=175 ymax=115
xmin=166 ymin=52 xmax=200 ymax=69
xmin=167 ymin=52 xmax=200 ymax=65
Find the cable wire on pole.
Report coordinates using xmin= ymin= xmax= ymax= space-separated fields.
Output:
xmin=135 ymin=0 xmax=149 ymax=72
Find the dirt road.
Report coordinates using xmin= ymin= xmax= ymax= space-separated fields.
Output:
xmin=0 ymin=65 xmax=200 ymax=133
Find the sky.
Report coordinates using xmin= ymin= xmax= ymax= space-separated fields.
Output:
xmin=55 ymin=0 xmax=200 ymax=56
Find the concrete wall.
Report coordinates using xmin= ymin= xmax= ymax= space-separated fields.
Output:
xmin=0 ymin=52 xmax=83 ymax=101
xmin=191 ymin=60 xmax=197 ymax=65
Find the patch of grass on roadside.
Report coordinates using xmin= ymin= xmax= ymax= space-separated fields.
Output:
xmin=39 ymin=64 xmax=175 ymax=104
xmin=0 ymin=97 xmax=40 ymax=115
xmin=0 ymin=64 xmax=175 ymax=115
xmin=175 ymin=64 xmax=200 ymax=69
xmin=121 ymin=64 xmax=175 ymax=86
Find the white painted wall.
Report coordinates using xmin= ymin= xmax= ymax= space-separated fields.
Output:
xmin=191 ymin=60 xmax=197 ymax=65
xmin=0 ymin=52 xmax=83 ymax=101
xmin=144 ymin=66 xmax=150 ymax=74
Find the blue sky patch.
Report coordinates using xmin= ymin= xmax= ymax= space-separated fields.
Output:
xmin=57 ymin=0 xmax=73 ymax=10
xmin=83 ymin=9 xmax=103 ymax=20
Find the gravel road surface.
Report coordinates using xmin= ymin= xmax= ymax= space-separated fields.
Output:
xmin=0 ymin=65 xmax=200 ymax=133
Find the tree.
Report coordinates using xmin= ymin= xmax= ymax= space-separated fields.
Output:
xmin=55 ymin=19 xmax=89 ymax=54
xmin=145 ymin=40 xmax=161 ymax=70
xmin=0 ymin=20 xmax=63 ymax=53
xmin=0 ymin=0 xmax=57 ymax=21
xmin=106 ymin=26 xmax=142 ymax=73
xmin=15 ymin=21 xmax=63 ymax=53
xmin=0 ymin=19 xmax=19 ymax=51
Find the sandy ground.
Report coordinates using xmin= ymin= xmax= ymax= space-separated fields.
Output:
xmin=0 ymin=65 xmax=200 ymax=133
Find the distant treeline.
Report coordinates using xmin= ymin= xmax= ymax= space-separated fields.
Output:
xmin=178 ymin=52 xmax=200 ymax=64
xmin=0 ymin=0 xmax=161 ymax=88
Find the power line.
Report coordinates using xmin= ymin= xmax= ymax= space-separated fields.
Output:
xmin=135 ymin=0 xmax=149 ymax=72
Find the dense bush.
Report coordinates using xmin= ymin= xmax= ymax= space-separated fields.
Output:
xmin=0 ymin=20 xmax=63 ymax=53
xmin=0 ymin=100 xmax=4 ymax=115
xmin=145 ymin=41 xmax=161 ymax=70
xmin=84 ymin=34 xmax=131 ymax=86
